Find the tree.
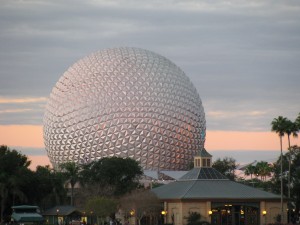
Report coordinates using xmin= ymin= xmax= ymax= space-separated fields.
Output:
xmin=212 ymin=157 xmax=237 ymax=180
xmin=85 ymin=197 xmax=117 ymax=225
xmin=271 ymin=116 xmax=288 ymax=220
xmin=185 ymin=211 xmax=210 ymax=225
xmin=80 ymin=157 xmax=143 ymax=197
xmin=0 ymin=145 xmax=31 ymax=222
xmin=60 ymin=162 xmax=82 ymax=206
xmin=289 ymin=146 xmax=300 ymax=219
xmin=284 ymin=119 xmax=298 ymax=222
xmin=120 ymin=189 xmax=161 ymax=225
xmin=285 ymin=119 xmax=299 ymax=148
xmin=244 ymin=165 xmax=256 ymax=180
xmin=34 ymin=165 xmax=67 ymax=209
xmin=295 ymin=113 xmax=300 ymax=131
xmin=271 ymin=145 xmax=300 ymax=221
xmin=255 ymin=161 xmax=273 ymax=181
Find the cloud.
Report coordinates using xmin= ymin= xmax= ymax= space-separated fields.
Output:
xmin=0 ymin=109 xmax=32 ymax=114
xmin=0 ymin=0 xmax=299 ymax=131
xmin=0 ymin=97 xmax=46 ymax=125
xmin=0 ymin=97 xmax=47 ymax=104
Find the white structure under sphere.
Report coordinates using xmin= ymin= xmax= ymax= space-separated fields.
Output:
xmin=43 ymin=47 xmax=206 ymax=170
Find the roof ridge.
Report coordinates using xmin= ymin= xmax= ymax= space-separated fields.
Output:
xmin=197 ymin=167 xmax=202 ymax=178
xmin=179 ymin=178 xmax=229 ymax=181
xmin=180 ymin=180 xmax=197 ymax=198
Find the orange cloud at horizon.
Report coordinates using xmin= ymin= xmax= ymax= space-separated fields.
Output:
xmin=206 ymin=130 xmax=299 ymax=151
xmin=1 ymin=125 xmax=299 ymax=151
xmin=1 ymin=125 xmax=299 ymax=170
xmin=0 ymin=125 xmax=44 ymax=148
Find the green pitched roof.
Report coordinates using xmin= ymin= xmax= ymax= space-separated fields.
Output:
xmin=152 ymin=179 xmax=281 ymax=200
xmin=179 ymin=167 xmax=227 ymax=180
xmin=152 ymin=149 xmax=281 ymax=201
xmin=198 ymin=148 xmax=212 ymax=157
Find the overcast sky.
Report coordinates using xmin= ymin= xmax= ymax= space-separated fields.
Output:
xmin=1 ymin=0 xmax=299 ymax=133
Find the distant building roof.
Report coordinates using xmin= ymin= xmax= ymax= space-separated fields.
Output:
xmin=143 ymin=170 xmax=158 ymax=179
xmin=160 ymin=171 xmax=189 ymax=180
xmin=12 ymin=205 xmax=40 ymax=210
xmin=42 ymin=206 xmax=83 ymax=216
xmin=11 ymin=205 xmax=43 ymax=223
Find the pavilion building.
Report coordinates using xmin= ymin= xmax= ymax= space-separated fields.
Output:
xmin=152 ymin=149 xmax=287 ymax=225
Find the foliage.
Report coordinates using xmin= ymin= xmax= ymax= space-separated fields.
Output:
xmin=185 ymin=211 xmax=211 ymax=225
xmin=238 ymin=177 xmax=274 ymax=192
xmin=212 ymin=157 xmax=237 ymax=180
xmin=271 ymin=116 xmax=288 ymax=138
xmin=296 ymin=113 xmax=300 ymax=130
xmin=34 ymin=165 xmax=67 ymax=209
xmin=0 ymin=145 xmax=69 ymax=222
xmin=244 ymin=165 xmax=256 ymax=179
xmin=80 ymin=157 xmax=143 ymax=196
xmin=60 ymin=162 xmax=82 ymax=206
xmin=285 ymin=119 xmax=298 ymax=142
xmin=120 ymin=189 xmax=161 ymax=225
xmin=271 ymin=146 xmax=300 ymax=212
xmin=85 ymin=196 xmax=117 ymax=225
xmin=0 ymin=145 xmax=31 ymax=221
xmin=255 ymin=161 xmax=273 ymax=181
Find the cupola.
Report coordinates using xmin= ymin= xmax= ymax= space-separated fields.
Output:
xmin=194 ymin=148 xmax=212 ymax=168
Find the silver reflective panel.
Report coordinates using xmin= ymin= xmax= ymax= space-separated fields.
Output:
xmin=43 ymin=47 xmax=206 ymax=170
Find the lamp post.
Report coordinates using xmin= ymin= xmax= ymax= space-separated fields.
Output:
xmin=90 ymin=211 xmax=93 ymax=225
xmin=56 ymin=209 xmax=60 ymax=225
xmin=161 ymin=210 xmax=167 ymax=224
xmin=262 ymin=210 xmax=267 ymax=225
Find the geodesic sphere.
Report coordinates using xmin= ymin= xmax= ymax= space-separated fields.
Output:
xmin=43 ymin=47 xmax=206 ymax=170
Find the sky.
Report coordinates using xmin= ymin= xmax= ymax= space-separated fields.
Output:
xmin=0 ymin=0 xmax=299 ymax=170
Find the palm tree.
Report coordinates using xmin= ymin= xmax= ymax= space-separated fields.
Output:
xmin=271 ymin=116 xmax=288 ymax=221
xmin=255 ymin=161 xmax=272 ymax=181
xmin=285 ymin=119 xmax=299 ymax=222
xmin=296 ymin=113 xmax=300 ymax=131
xmin=245 ymin=165 xmax=256 ymax=180
xmin=285 ymin=119 xmax=298 ymax=148
xmin=60 ymin=162 xmax=81 ymax=206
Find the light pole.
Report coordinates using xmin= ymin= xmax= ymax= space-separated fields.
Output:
xmin=56 ymin=209 xmax=60 ymax=225
xmin=262 ymin=210 xmax=267 ymax=225
xmin=90 ymin=211 xmax=93 ymax=225
xmin=280 ymin=138 xmax=283 ymax=222
xmin=161 ymin=210 xmax=167 ymax=224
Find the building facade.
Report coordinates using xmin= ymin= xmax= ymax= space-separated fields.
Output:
xmin=152 ymin=149 xmax=287 ymax=225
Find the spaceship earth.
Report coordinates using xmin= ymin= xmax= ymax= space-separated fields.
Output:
xmin=43 ymin=47 xmax=206 ymax=170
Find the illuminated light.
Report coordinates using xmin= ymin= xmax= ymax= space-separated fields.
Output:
xmin=262 ymin=210 xmax=267 ymax=216
xmin=240 ymin=210 xmax=244 ymax=215
xmin=161 ymin=210 xmax=167 ymax=215
xmin=130 ymin=210 xmax=135 ymax=216
xmin=208 ymin=210 xmax=213 ymax=215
